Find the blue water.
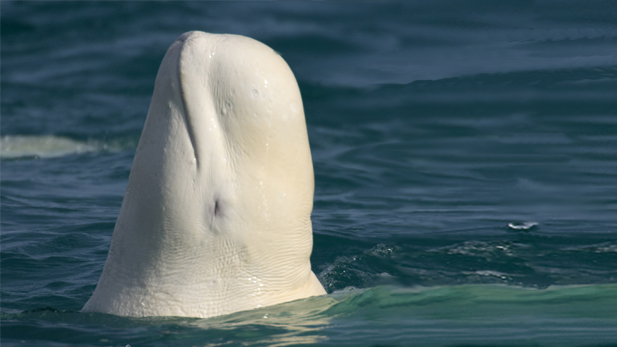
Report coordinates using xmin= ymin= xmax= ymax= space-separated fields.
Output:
xmin=2 ymin=2 xmax=617 ymax=346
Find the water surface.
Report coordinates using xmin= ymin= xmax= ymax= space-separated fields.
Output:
xmin=2 ymin=2 xmax=617 ymax=346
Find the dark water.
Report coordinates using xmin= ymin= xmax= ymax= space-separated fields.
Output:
xmin=2 ymin=2 xmax=617 ymax=346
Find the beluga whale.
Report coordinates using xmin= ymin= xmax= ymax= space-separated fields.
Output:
xmin=82 ymin=31 xmax=326 ymax=318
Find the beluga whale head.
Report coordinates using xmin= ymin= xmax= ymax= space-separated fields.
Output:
xmin=82 ymin=31 xmax=326 ymax=318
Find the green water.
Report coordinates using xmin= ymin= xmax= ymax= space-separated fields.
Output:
xmin=3 ymin=285 xmax=617 ymax=346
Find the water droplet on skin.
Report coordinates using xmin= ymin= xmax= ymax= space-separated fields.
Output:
xmin=290 ymin=103 xmax=299 ymax=113
xmin=223 ymin=101 xmax=232 ymax=115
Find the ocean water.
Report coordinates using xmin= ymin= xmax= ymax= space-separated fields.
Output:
xmin=2 ymin=1 xmax=617 ymax=346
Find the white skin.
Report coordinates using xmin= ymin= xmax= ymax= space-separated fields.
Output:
xmin=82 ymin=31 xmax=326 ymax=318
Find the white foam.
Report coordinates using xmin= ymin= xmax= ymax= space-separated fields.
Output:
xmin=1 ymin=135 xmax=100 ymax=159
xmin=507 ymin=222 xmax=538 ymax=230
